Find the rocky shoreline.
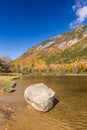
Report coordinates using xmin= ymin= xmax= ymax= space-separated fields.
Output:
xmin=0 ymin=76 xmax=18 ymax=130
xmin=0 ymin=105 xmax=15 ymax=130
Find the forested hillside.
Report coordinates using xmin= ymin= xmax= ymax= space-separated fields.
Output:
xmin=9 ymin=25 xmax=87 ymax=74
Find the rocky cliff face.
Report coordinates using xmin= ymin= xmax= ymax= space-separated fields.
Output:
xmin=20 ymin=25 xmax=87 ymax=59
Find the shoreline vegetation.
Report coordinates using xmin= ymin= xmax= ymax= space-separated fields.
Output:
xmin=0 ymin=75 xmax=19 ymax=93
xmin=16 ymin=71 xmax=87 ymax=76
xmin=1 ymin=72 xmax=87 ymax=77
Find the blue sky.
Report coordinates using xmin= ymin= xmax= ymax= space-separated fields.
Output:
xmin=0 ymin=0 xmax=87 ymax=59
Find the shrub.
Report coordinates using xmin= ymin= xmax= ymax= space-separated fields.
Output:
xmin=3 ymin=80 xmax=15 ymax=93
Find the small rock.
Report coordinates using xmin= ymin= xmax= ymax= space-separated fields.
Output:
xmin=24 ymin=83 xmax=55 ymax=112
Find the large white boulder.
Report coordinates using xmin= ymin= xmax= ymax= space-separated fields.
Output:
xmin=24 ymin=83 xmax=55 ymax=112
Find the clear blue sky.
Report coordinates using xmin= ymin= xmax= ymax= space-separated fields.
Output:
xmin=0 ymin=0 xmax=87 ymax=59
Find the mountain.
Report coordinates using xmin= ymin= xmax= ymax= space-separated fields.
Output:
xmin=9 ymin=25 xmax=87 ymax=74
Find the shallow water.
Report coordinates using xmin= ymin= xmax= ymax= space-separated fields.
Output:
xmin=0 ymin=76 xmax=87 ymax=130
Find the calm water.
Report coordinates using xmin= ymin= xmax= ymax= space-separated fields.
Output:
xmin=0 ymin=76 xmax=87 ymax=130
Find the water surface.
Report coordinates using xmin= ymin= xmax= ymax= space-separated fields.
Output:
xmin=0 ymin=76 xmax=87 ymax=130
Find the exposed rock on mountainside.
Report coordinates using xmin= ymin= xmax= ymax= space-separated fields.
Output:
xmin=19 ymin=25 xmax=87 ymax=58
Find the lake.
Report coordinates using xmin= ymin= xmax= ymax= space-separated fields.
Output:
xmin=0 ymin=75 xmax=87 ymax=130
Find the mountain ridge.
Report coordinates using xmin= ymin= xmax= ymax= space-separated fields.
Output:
xmin=19 ymin=25 xmax=87 ymax=58
xmin=9 ymin=25 xmax=87 ymax=74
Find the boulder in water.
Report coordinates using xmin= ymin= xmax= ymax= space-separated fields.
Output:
xmin=24 ymin=83 xmax=55 ymax=112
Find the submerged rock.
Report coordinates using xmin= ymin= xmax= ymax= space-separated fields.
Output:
xmin=24 ymin=83 xmax=55 ymax=112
